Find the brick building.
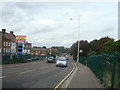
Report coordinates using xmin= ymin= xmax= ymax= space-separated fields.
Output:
xmin=31 ymin=47 xmax=41 ymax=55
xmin=31 ymin=47 xmax=50 ymax=56
xmin=1 ymin=29 xmax=16 ymax=60
xmin=22 ymin=42 xmax=32 ymax=55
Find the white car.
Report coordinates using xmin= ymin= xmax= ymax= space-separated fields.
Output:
xmin=56 ymin=57 xmax=67 ymax=67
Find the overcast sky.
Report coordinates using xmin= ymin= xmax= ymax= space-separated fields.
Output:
xmin=0 ymin=1 xmax=118 ymax=48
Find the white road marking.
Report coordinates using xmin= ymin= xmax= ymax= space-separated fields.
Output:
xmin=19 ymin=70 xmax=34 ymax=74
xmin=0 ymin=76 xmax=6 ymax=78
xmin=64 ymin=62 xmax=78 ymax=88
xmin=54 ymin=61 xmax=76 ymax=89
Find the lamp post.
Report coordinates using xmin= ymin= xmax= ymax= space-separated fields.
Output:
xmin=70 ymin=18 xmax=80 ymax=62
xmin=50 ymin=48 xmax=51 ymax=56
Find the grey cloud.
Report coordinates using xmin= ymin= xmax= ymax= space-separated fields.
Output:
xmin=2 ymin=2 xmax=41 ymax=23
xmin=29 ymin=26 xmax=56 ymax=35
xmin=100 ymin=27 xmax=114 ymax=33
xmin=1 ymin=2 xmax=117 ymax=48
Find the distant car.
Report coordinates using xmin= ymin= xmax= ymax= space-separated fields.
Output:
xmin=27 ymin=58 xmax=33 ymax=62
xmin=47 ymin=56 xmax=55 ymax=63
xmin=34 ymin=57 xmax=39 ymax=60
xmin=66 ymin=57 xmax=69 ymax=60
xmin=56 ymin=57 xmax=67 ymax=67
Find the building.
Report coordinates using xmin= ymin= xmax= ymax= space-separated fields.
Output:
xmin=7 ymin=31 xmax=16 ymax=55
xmin=1 ymin=29 xmax=16 ymax=60
xmin=31 ymin=47 xmax=50 ymax=56
xmin=22 ymin=42 xmax=32 ymax=55
xmin=31 ymin=47 xmax=41 ymax=55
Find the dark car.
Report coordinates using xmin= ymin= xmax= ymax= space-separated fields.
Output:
xmin=47 ymin=57 xmax=55 ymax=63
xmin=34 ymin=57 xmax=39 ymax=60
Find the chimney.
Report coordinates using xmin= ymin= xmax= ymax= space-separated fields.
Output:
xmin=10 ymin=31 xmax=14 ymax=35
xmin=2 ymin=29 xmax=6 ymax=33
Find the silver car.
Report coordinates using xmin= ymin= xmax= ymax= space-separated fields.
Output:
xmin=56 ymin=57 xmax=67 ymax=67
xmin=47 ymin=56 xmax=55 ymax=63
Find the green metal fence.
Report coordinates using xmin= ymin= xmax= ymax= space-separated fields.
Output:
xmin=79 ymin=56 xmax=86 ymax=65
xmin=78 ymin=52 xmax=120 ymax=88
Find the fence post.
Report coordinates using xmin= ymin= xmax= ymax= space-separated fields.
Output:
xmin=111 ymin=57 xmax=115 ymax=88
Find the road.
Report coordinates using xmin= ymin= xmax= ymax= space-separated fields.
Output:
xmin=2 ymin=57 xmax=73 ymax=88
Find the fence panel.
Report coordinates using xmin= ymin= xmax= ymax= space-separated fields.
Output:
xmin=78 ymin=52 xmax=120 ymax=88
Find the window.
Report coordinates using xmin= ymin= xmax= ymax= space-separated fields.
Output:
xmin=3 ymin=48 xmax=5 ymax=52
xmin=9 ymin=42 xmax=11 ymax=46
xmin=8 ymin=42 xmax=10 ymax=46
xmin=7 ymin=42 xmax=9 ymax=46
xmin=6 ymin=42 xmax=8 ymax=46
xmin=4 ymin=42 xmax=6 ymax=46
xmin=4 ymin=48 xmax=6 ymax=52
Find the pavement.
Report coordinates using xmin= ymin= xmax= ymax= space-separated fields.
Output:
xmin=66 ymin=60 xmax=103 ymax=88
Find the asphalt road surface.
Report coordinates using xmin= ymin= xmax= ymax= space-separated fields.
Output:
xmin=2 ymin=57 xmax=73 ymax=88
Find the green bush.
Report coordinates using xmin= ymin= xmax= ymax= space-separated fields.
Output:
xmin=87 ymin=50 xmax=97 ymax=56
xmin=2 ymin=57 xmax=27 ymax=64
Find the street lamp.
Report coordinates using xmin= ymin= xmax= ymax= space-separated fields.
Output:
xmin=50 ymin=48 xmax=51 ymax=56
xmin=70 ymin=18 xmax=80 ymax=62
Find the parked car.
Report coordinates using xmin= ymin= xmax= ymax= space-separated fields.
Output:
xmin=56 ymin=57 xmax=67 ymax=67
xmin=27 ymin=58 xmax=33 ymax=62
xmin=34 ymin=57 xmax=39 ymax=60
xmin=47 ymin=56 xmax=55 ymax=63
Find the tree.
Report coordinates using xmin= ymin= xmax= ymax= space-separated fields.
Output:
xmin=70 ymin=40 xmax=90 ymax=59
xmin=95 ymin=36 xmax=114 ymax=54
xmin=79 ymin=40 xmax=90 ymax=57
xmin=89 ymin=39 xmax=98 ymax=51
xmin=51 ymin=46 xmax=65 ymax=55
xmin=87 ymin=50 xmax=97 ymax=56
xmin=101 ymin=39 xmax=120 ymax=54
xmin=64 ymin=48 xmax=70 ymax=54
xmin=43 ymin=46 xmax=46 ymax=49
xmin=70 ymin=41 xmax=77 ymax=57
xmin=88 ymin=36 xmax=114 ymax=55
xmin=51 ymin=48 xmax=59 ymax=57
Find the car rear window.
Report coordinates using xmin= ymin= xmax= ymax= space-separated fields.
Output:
xmin=58 ymin=57 xmax=66 ymax=61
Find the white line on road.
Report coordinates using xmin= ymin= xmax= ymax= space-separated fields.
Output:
xmin=19 ymin=70 xmax=34 ymax=74
xmin=53 ymin=61 xmax=76 ymax=89
xmin=0 ymin=76 xmax=6 ymax=78
xmin=62 ymin=62 xmax=78 ymax=88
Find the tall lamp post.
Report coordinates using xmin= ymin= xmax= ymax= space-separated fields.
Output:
xmin=50 ymin=48 xmax=51 ymax=56
xmin=70 ymin=18 xmax=80 ymax=62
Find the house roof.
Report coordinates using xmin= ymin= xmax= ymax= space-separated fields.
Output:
xmin=0 ymin=31 xmax=16 ymax=42
xmin=31 ymin=47 xmax=41 ymax=51
xmin=6 ymin=33 xmax=16 ymax=42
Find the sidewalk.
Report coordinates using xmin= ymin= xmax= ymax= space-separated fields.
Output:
xmin=67 ymin=61 xmax=103 ymax=88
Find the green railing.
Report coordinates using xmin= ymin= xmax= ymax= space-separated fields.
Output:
xmin=79 ymin=56 xmax=87 ymax=65
xmin=78 ymin=52 xmax=120 ymax=88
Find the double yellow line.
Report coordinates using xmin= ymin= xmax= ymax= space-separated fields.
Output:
xmin=53 ymin=62 xmax=76 ymax=90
